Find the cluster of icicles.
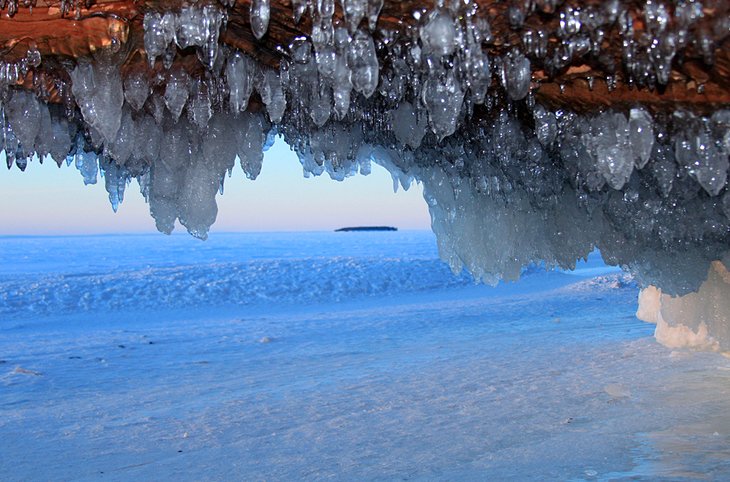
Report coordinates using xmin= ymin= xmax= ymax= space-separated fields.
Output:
xmin=1 ymin=0 xmax=729 ymax=349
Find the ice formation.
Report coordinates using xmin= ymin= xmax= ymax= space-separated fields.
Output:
xmin=637 ymin=260 xmax=730 ymax=354
xmin=0 ymin=1 xmax=729 ymax=347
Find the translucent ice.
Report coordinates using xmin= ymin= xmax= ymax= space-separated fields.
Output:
xmin=629 ymin=108 xmax=654 ymax=169
xmin=532 ymin=104 xmax=557 ymax=147
xmin=250 ymin=0 xmax=271 ymax=40
xmin=347 ymin=30 xmax=379 ymax=99
xmin=164 ymin=70 xmax=191 ymax=122
xmin=420 ymin=9 xmax=456 ymax=57
xmin=226 ymin=53 xmax=254 ymax=114
xmin=390 ymin=101 xmax=427 ymax=149
xmin=501 ymin=52 xmax=531 ymax=101
xmin=675 ymin=126 xmax=729 ymax=196
xmin=341 ymin=0 xmax=366 ymax=32
xmin=74 ymin=139 xmax=99 ymax=186
xmin=310 ymin=82 xmax=332 ymax=127
xmin=236 ymin=112 xmax=267 ymax=180
xmin=188 ymin=82 xmax=213 ymax=131
xmin=291 ymin=0 xmax=307 ymax=23
xmin=367 ymin=0 xmax=383 ymax=31
xmin=4 ymin=90 xmax=40 ymax=154
xmin=106 ymin=108 xmax=135 ymax=166
xmin=258 ymin=70 xmax=286 ymax=123
xmin=423 ymin=70 xmax=463 ymax=140
xmin=123 ymin=72 xmax=150 ymax=112
xmin=143 ymin=12 xmax=175 ymax=67
xmin=582 ymin=112 xmax=634 ymax=190
xmin=69 ymin=57 xmax=124 ymax=145
xmin=203 ymin=114 xmax=237 ymax=172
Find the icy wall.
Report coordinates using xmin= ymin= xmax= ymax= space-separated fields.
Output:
xmin=0 ymin=1 xmax=729 ymax=348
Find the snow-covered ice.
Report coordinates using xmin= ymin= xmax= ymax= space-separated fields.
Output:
xmin=2 ymin=231 xmax=730 ymax=479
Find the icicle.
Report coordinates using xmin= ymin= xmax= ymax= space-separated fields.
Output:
xmin=250 ymin=0 xmax=271 ymax=40
xmin=347 ymin=29 xmax=379 ymax=98
xmin=164 ymin=70 xmax=192 ymax=122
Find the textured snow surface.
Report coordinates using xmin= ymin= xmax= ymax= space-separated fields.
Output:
xmin=1 ymin=232 xmax=607 ymax=319
xmin=3 ymin=233 xmax=730 ymax=480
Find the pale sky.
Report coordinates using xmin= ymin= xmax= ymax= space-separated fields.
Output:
xmin=0 ymin=139 xmax=431 ymax=235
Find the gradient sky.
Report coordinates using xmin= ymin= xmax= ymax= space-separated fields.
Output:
xmin=0 ymin=138 xmax=431 ymax=235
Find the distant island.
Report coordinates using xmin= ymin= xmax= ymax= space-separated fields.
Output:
xmin=335 ymin=226 xmax=398 ymax=232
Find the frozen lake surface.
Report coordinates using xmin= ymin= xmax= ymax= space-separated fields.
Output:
xmin=2 ymin=231 xmax=730 ymax=480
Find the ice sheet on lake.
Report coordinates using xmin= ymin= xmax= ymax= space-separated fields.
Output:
xmin=1 ymin=233 xmax=728 ymax=480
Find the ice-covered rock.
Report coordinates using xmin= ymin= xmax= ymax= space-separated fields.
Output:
xmin=637 ymin=260 xmax=730 ymax=353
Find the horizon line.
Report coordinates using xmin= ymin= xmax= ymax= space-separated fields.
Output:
xmin=0 ymin=228 xmax=434 ymax=238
